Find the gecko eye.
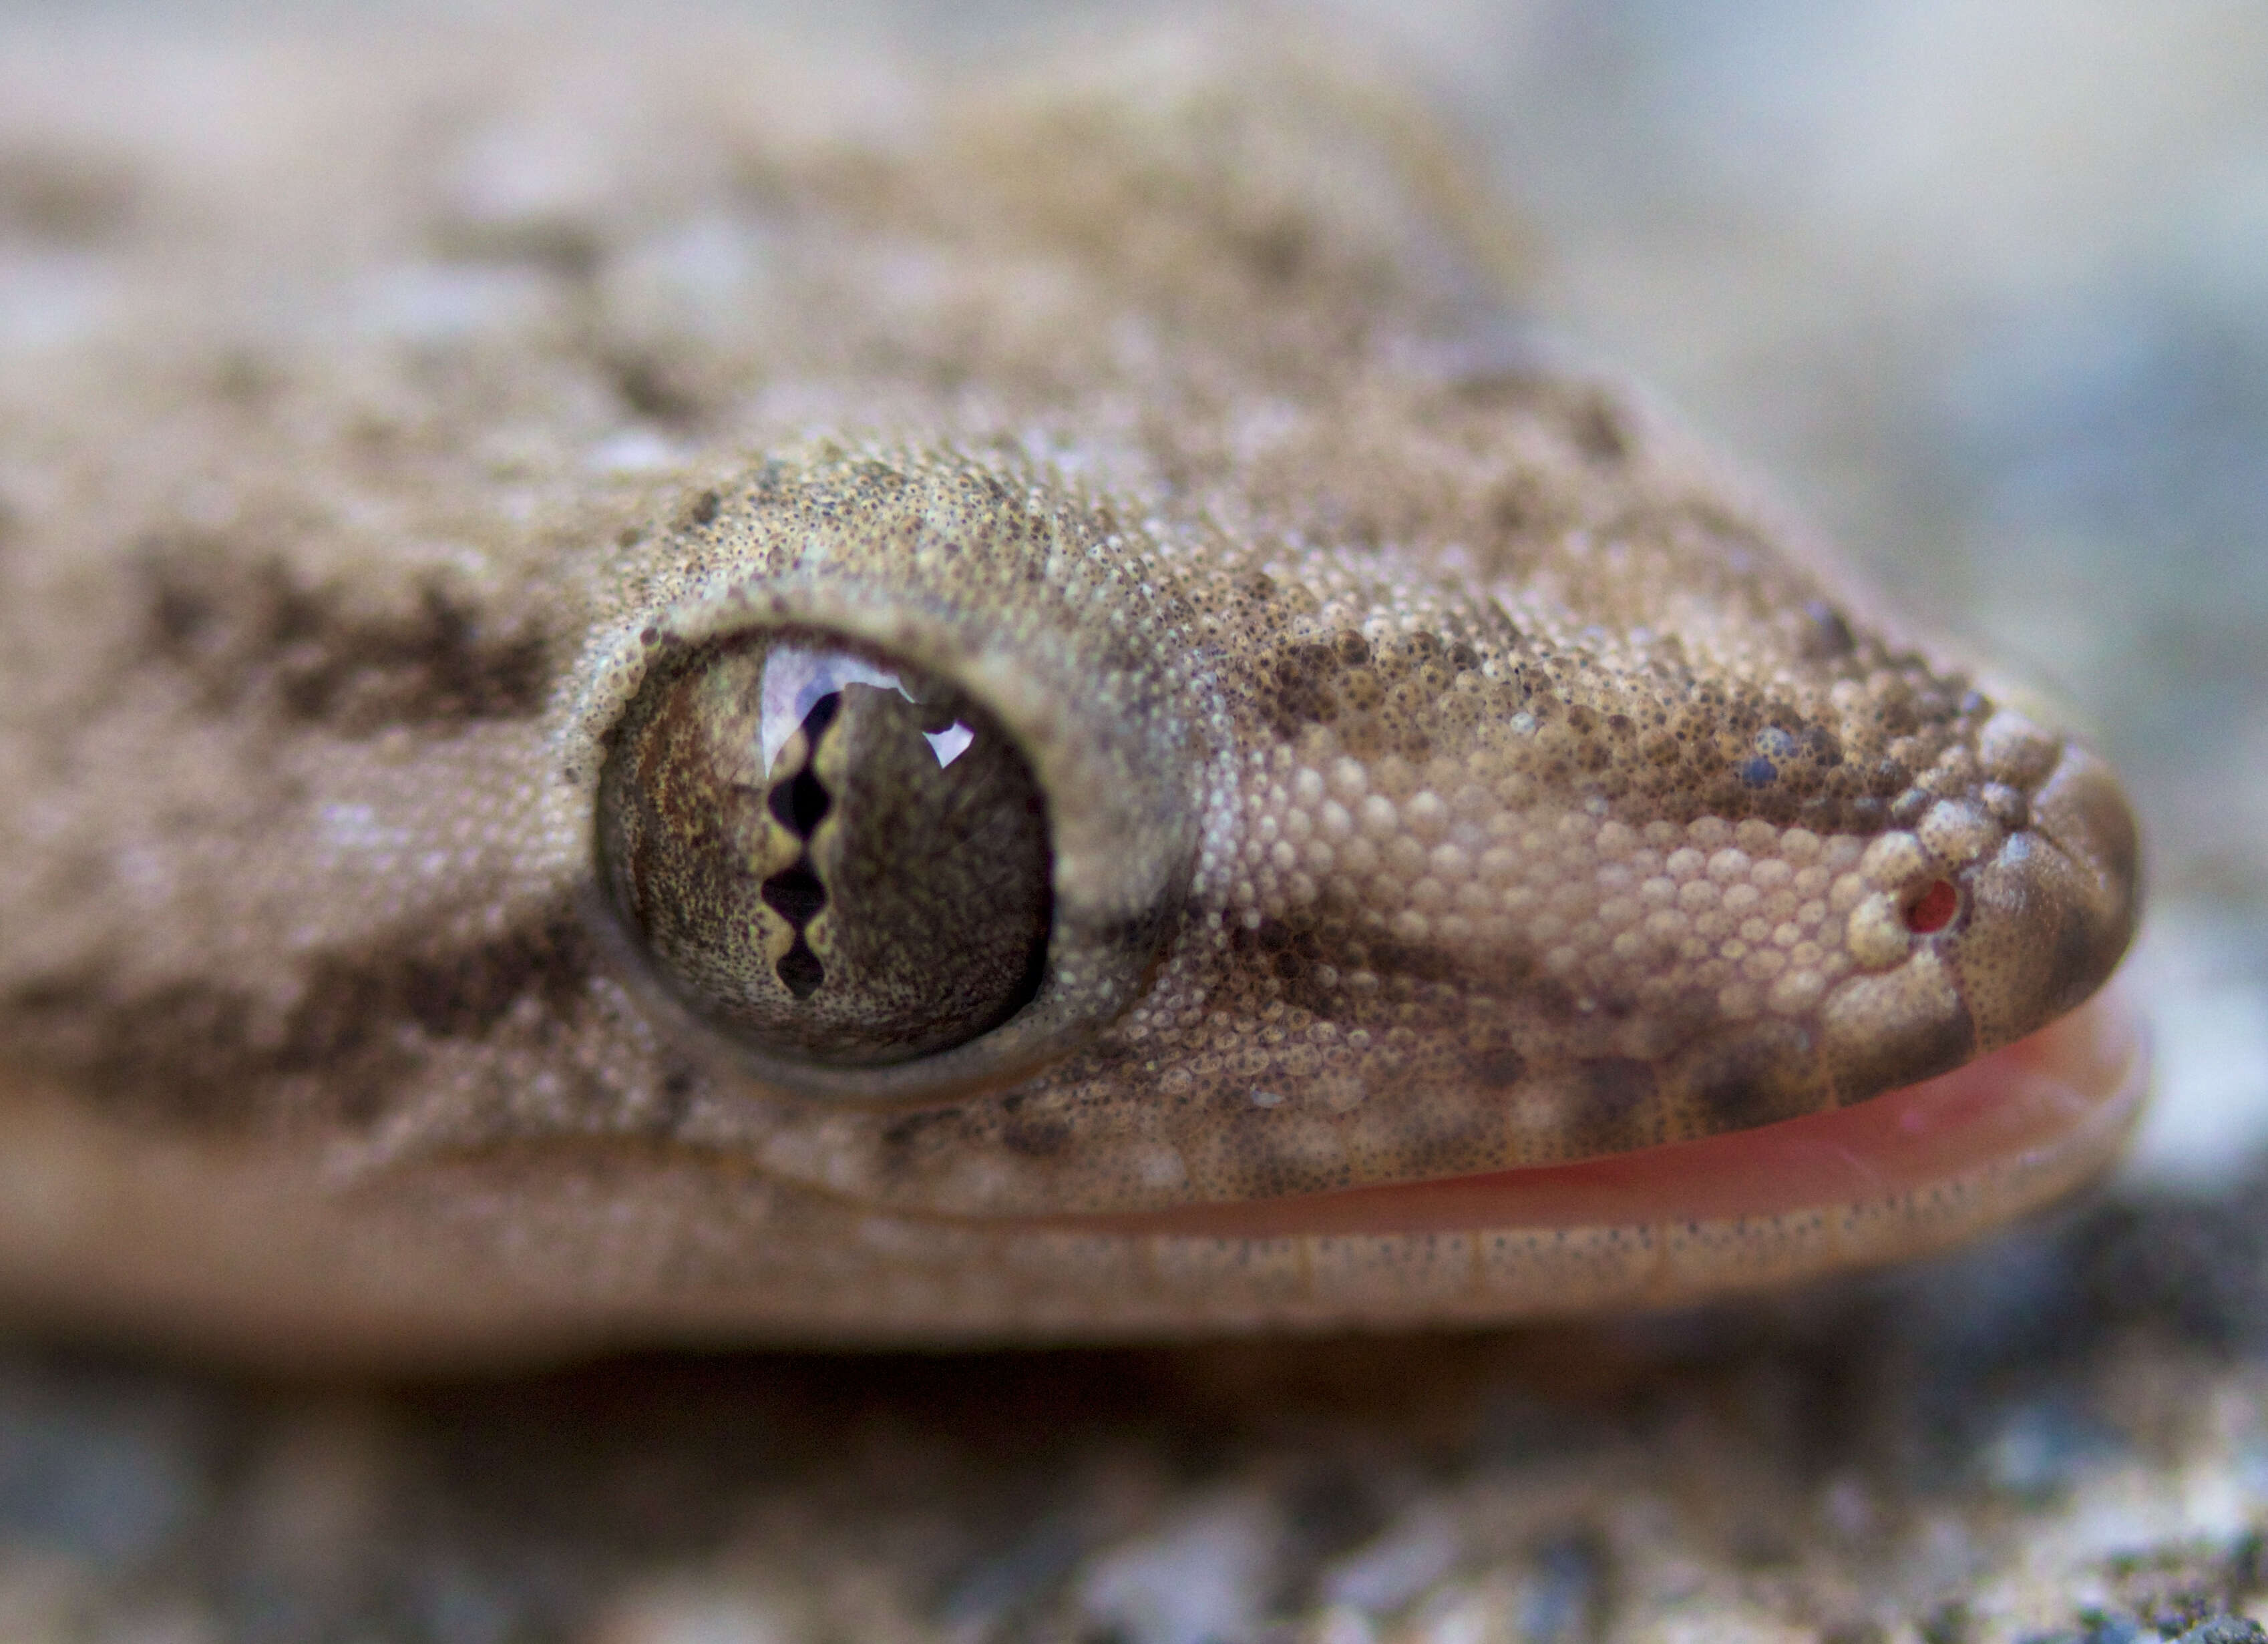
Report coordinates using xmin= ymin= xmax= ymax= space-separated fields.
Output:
xmin=596 ymin=630 xmax=1053 ymax=1067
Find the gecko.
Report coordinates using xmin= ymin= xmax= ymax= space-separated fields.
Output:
xmin=0 ymin=19 xmax=2140 ymax=1362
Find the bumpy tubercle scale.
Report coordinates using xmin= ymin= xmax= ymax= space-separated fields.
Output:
xmin=0 ymin=20 xmax=2139 ymax=1353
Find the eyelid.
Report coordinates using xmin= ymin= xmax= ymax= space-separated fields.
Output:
xmin=556 ymin=446 xmax=1214 ymax=1105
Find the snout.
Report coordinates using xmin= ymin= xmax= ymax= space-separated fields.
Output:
xmin=1815 ymin=712 xmax=2141 ymax=1106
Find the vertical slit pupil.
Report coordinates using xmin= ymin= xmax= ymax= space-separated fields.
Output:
xmin=767 ymin=692 xmax=840 ymax=839
xmin=762 ymin=861 xmax=829 ymax=996
xmin=768 ymin=767 xmax=831 ymax=837
xmin=775 ymin=939 xmax=825 ymax=999
xmin=761 ymin=859 xmax=827 ymax=926
xmin=757 ymin=694 xmax=845 ymax=999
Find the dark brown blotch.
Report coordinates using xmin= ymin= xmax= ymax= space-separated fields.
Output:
xmin=1569 ymin=1056 xmax=1660 ymax=1152
xmin=138 ymin=540 xmax=552 ymax=734
xmin=0 ymin=909 xmax=597 ymax=1136
xmin=1682 ymin=1022 xmax=1825 ymax=1133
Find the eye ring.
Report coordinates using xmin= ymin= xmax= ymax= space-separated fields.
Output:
xmin=556 ymin=447 xmax=1209 ymax=1108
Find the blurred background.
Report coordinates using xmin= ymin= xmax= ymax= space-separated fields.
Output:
xmin=1 ymin=2 xmax=2265 ymax=1639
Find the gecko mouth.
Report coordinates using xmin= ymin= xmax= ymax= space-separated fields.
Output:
xmin=1079 ymin=984 xmax=2144 ymax=1246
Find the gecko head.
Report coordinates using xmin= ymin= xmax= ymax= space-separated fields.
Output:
xmin=555 ymin=431 xmax=2151 ymax=1279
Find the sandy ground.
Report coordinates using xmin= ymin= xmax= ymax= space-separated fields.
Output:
xmin=2 ymin=1 xmax=2266 ymax=1639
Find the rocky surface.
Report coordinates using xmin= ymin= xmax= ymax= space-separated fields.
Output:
xmin=2 ymin=1 xmax=2265 ymax=1639
xmin=12 ymin=1189 xmax=2268 ymax=1642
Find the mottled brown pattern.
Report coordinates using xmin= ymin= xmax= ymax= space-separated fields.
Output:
xmin=1 ymin=909 xmax=599 ymax=1135
xmin=136 ymin=534 xmax=556 ymax=733
xmin=0 ymin=19 xmax=2138 ymax=1354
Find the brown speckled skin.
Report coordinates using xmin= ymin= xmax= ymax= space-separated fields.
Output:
xmin=0 ymin=22 xmax=2138 ymax=1358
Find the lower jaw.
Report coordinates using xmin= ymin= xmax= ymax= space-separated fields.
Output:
xmin=1082 ymin=984 xmax=2148 ymax=1244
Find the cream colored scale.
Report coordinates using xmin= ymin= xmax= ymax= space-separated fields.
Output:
xmin=0 ymin=19 xmax=2139 ymax=1362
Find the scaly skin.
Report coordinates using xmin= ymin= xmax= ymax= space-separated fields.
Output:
xmin=0 ymin=20 xmax=2139 ymax=1361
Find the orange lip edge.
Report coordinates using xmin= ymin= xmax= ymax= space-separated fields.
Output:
xmin=1053 ymin=984 xmax=2147 ymax=1243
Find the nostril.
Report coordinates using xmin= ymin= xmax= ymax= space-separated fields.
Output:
xmin=1903 ymin=878 xmax=1959 ymax=935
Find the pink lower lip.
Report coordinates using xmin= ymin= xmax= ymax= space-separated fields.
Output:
xmin=1073 ymin=984 xmax=2147 ymax=1241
